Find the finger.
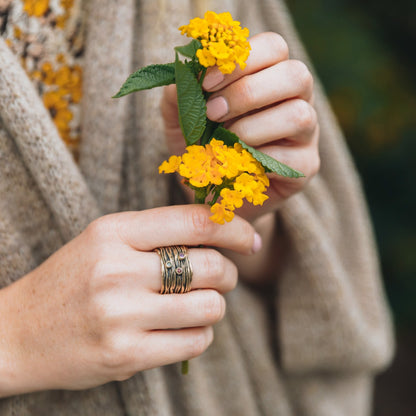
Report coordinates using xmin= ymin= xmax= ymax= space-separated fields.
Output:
xmin=161 ymin=84 xmax=179 ymax=130
xmin=228 ymin=99 xmax=318 ymax=147
xmin=259 ymin=130 xmax=320 ymax=187
xmin=161 ymin=85 xmax=187 ymax=154
xmin=203 ymin=32 xmax=289 ymax=91
xmin=206 ymin=60 xmax=313 ymax=122
xmin=143 ymin=248 xmax=238 ymax=294
xmin=112 ymin=205 xmax=257 ymax=254
xmin=139 ymin=326 xmax=214 ymax=369
xmin=142 ymin=289 xmax=226 ymax=330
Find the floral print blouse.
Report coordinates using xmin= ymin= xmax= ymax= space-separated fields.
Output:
xmin=0 ymin=0 xmax=84 ymax=159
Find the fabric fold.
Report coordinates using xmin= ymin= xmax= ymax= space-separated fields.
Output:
xmin=252 ymin=0 xmax=394 ymax=373
xmin=80 ymin=0 xmax=135 ymax=214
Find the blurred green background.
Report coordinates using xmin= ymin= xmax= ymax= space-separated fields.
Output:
xmin=287 ymin=0 xmax=416 ymax=413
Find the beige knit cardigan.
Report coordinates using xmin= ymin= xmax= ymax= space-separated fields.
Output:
xmin=0 ymin=0 xmax=394 ymax=414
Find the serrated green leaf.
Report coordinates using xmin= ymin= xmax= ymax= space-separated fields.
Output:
xmin=212 ymin=127 xmax=305 ymax=178
xmin=175 ymin=53 xmax=206 ymax=145
xmin=200 ymin=119 xmax=219 ymax=145
xmin=175 ymin=39 xmax=202 ymax=58
xmin=113 ymin=63 xmax=175 ymax=98
xmin=211 ymin=126 xmax=239 ymax=147
xmin=185 ymin=60 xmax=204 ymax=78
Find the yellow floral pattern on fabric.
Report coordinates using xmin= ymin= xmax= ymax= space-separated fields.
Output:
xmin=179 ymin=11 xmax=251 ymax=74
xmin=159 ymin=139 xmax=269 ymax=224
xmin=0 ymin=0 xmax=84 ymax=159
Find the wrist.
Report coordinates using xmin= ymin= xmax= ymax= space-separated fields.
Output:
xmin=0 ymin=282 xmax=24 ymax=397
xmin=0 ymin=273 xmax=41 ymax=398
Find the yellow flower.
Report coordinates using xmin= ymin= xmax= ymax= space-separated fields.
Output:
xmin=61 ymin=0 xmax=74 ymax=10
xmin=179 ymin=11 xmax=251 ymax=74
xmin=210 ymin=202 xmax=234 ymax=224
xmin=234 ymin=172 xmax=269 ymax=205
xmin=43 ymin=90 xmax=73 ymax=141
xmin=178 ymin=144 xmax=223 ymax=187
xmin=158 ymin=138 xmax=269 ymax=224
xmin=159 ymin=155 xmax=182 ymax=174
xmin=13 ymin=26 xmax=22 ymax=40
xmin=23 ymin=0 xmax=49 ymax=17
xmin=70 ymin=65 xmax=83 ymax=103
xmin=41 ymin=62 xmax=55 ymax=85
xmin=220 ymin=188 xmax=243 ymax=210
xmin=196 ymin=48 xmax=216 ymax=68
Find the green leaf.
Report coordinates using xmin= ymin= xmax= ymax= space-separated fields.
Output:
xmin=175 ymin=39 xmax=202 ymax=58
xmin=113 ymin=63 xmax=175 ymax=98
xmin=200 ymin=119 xmax=219 ymax=145
xmin=185 ymin=60 xmax=204 ymax=78
xmin=175 ymin=53 xmax=206 ymax=145
xmin=212 ymin=127 xmax=305 ymax=178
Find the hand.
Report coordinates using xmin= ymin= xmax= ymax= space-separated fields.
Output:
xmin=161 ymin=32 xmax=320 ymax=221
xmin=0 ymin=205 xmax=258 ymax=396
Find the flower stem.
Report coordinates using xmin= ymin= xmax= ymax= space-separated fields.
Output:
xmin=181 ymin=360 xmax=189 ymax=375
xmin=194 ymin=194 xmax=206 ymax=204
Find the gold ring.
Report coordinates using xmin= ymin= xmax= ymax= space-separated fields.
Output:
xmin=155 ymin=246 xmax=193 ymax=294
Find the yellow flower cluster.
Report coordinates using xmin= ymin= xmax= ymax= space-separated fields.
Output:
xmin=22 ymin=0 xmax=74 ymax=27
xmin=159 ymin=139 xmax=269 ymax=224
xmin=179 ymin=11 xmax=251 ymax=74
xmin=33 ymin=60 xmax=82 ymax=146
xmin=23 ymin=0 xmax=49 ymax=17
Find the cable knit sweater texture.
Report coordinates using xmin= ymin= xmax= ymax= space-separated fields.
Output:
xmin=0 ymin=0 xmax=394 ymax=415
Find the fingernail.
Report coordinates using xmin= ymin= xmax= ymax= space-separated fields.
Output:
xmin=203 ymin=68 xmax=225 ymax=90
xmin=206 ymin=96 xmax=228 ymax=120
xmin=251 ymin=232 xmax=262 ymax=254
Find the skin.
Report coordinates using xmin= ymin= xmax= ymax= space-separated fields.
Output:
xmin=161 ymin=32 xmax=320 ymax=282
xmin=0 ymin=32 xmax=319 ymax=396
xmin=0 ymin=205 xmax=258 ymax=396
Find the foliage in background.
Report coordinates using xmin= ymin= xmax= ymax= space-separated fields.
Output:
xmin=287 ymin=0 xmax=416 ymax=327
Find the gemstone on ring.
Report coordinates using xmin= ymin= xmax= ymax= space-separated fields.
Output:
xmin=155 ymin=245 xmax=193 ymax=294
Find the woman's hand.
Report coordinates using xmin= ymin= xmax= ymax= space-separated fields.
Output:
xmin=161 ymin=32 xmax=320 ymax=221
xmin=0 ymin=205 xmax=258 ymax=396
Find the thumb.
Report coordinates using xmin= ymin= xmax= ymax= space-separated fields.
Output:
xmin=161 ymin=85 xmax=186 ymax=155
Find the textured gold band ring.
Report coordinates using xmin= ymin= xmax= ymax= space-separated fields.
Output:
xmin=155 ymin=246 xmax=193 ymax=294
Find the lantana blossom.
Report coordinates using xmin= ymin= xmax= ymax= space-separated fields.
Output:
xmin=159 ymin=139 xmax=269 ymax=224
xmin=179 ymin=11 xmax=251 ymax=74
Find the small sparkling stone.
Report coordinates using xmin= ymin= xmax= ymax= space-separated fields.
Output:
xmin=166 ymin=261 xmax=173 ymax=268
xmin=176 ymin=267 xmax=183 ymax=275
xmin=178 ymin=252 xmax=186 ymax=260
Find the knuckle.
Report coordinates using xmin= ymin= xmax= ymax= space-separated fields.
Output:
xmin=237 ymin=221 xmax=255 ymax=252
xmin=85 ymin=215 xmax=114 ymax=241
xmin=291 ymin=60 xmax=313 ymax=92
xmin=88 ymin=254 xmax=120 ymax=294
xmin=99 ymin=333 xmax=135 ymax=373
xmin=230 ymin=119 xmax=248 ymax=140
xmin=186 ymin=328 xmax=213 ymax=358
xmin=188 ymin=206 xmax=215 ymax=239
xmin=238 ymin=77 xmax=255 ymax=107
xmin=201 ymin=291 xmax=226 ymax=323
xmin=204 ymin=249 xmax=226 ymax=281
xmin=225 ymin=261 xmax=238 ymax=292
xmin=293 ymin=100 xmax=317 ymax=132
xmin=309 ymin=148 xmax=321 ymax=177
xmin=264 ymin=32 xmax=289 ymax=61
xmin=89 ymin=258 xmax=112 ymax=282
